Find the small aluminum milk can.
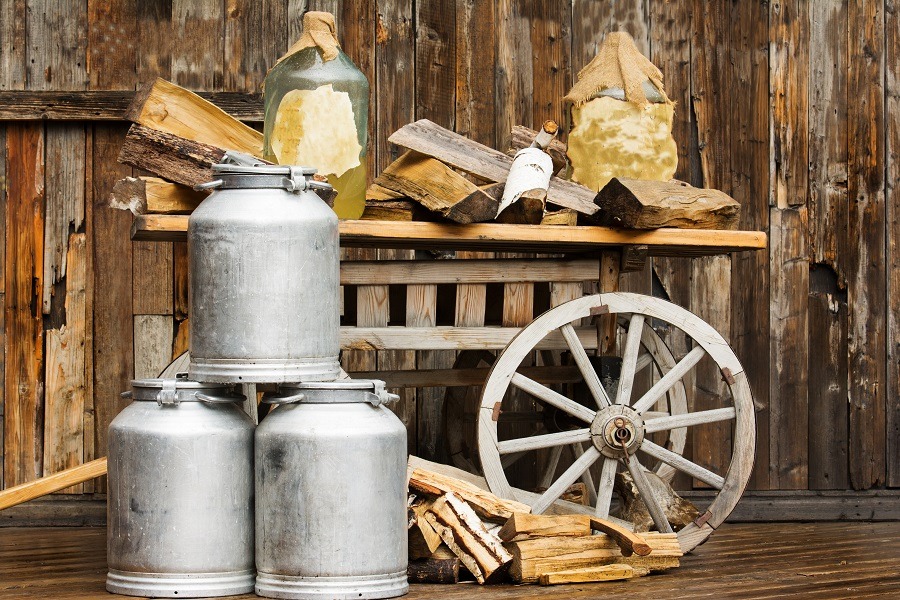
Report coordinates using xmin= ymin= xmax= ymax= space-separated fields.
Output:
xmin=188 ymin=157 xmax=341 ymax=384
xmin=255 ymin=380 xmax=409 ymax=600
xmin=107 ymin=377 xmax=255 ymax=598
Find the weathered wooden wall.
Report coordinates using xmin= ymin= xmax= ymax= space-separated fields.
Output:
xmin=0 ymin=0 xmax=897 ymax=497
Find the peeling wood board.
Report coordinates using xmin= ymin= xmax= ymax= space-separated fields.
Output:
xmin=768 ymin=0 xmax=809 ymax=490
xmin=847 ymin=0 xmax=887 ymax=490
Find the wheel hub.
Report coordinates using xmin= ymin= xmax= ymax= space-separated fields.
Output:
xmin=590 ymin=404 xmax=645 ymax=458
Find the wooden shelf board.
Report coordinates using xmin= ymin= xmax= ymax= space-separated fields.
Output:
xmin=132 ymin=216 xmax=766 ymax=257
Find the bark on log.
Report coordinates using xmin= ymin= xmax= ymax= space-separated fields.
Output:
xmin=595 ymin=177 xmax=741 ymax=230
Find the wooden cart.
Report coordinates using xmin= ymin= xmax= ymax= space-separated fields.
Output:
xmin=135 ymin=217 xmax=766 ymax=551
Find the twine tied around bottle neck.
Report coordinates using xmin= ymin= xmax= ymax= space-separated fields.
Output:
xmin=280 ymin=11 xmax=341 ymax=65
xmin=563 ymin=31 xmax=671 ymax=107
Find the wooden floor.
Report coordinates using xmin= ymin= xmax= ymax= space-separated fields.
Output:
xmin=1 ymin=522 xmax=899 ymax=599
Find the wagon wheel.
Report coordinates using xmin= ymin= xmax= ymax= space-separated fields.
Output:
xmin=478 ymin=292 xmax=755 ymax=552
xmin=448 ymin=320 xmax=689 ymax=480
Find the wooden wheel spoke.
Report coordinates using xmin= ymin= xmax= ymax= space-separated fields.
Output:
xmin=496 ymin=429 xmax=591 ymax=455
xmin=614 ymin=314 xmax=645 ymax=405
xmin=560 ymin=323 xmax=611 ymax=408
xmin=510 ymin=372 xmax=596 ymax=423
xmin=530 ymin=445 xmax=601 ymax=514
xmin=635 ymin=352 xmax=653 ymax=374
xmin=624 ymin=453 xmax=674 ymax=534
xmin=538 ymin=444 xmax=564 ymax=489
xmin=571 ymin=443 xmax=599 ymax=506
xmin=639 ymin=439 xmax=725 ymax=489
xmin=632 ymin=345 xmax=706 ymax=414
xmin=500 ymin=451 xmax=526 ymax=469
xmin=644 ymin=407 xmax=736 ymax=434
xmin=594 ymin=457 xmax=619 ymax=520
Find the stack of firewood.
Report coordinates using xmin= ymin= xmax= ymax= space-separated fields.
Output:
xmin=365 ymin=118 xmax=741 ymax=229
xmin=111 ymin=77 xmax=740 ymax=232
xmin=407 ymin=457 xmax=682 ymax=586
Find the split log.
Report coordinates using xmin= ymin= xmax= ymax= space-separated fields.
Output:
xmin=426 ymin=492 xmax=513 ymax=584
xmin=110 ymin=176 xmax=205 ymax=215
xmin=119 ymin=123 xmax=225 ymax=187
xmin=126 ymin=77 xmax=262 ymax=156
xmin=408 ymin=466 xmax=531 ymax=522
xmin=361 ymin=200 xmax=418 ymax=221
xmin=595 ymin=177 xmax=741 ymax=230
xmin=540 ymin=209 xmax=578 ymax=226
xmin=508 ymin=125 xmax=568 ymax=174
xmin=498 ymin=513 xmax=592 ymax=542
xmin=498 ymin=513 xmax=651 ymax=557
xmin=410 ymin=497 xmax=443 ymax=555
xmin=388 ymin=120 xmax=600 ymax=219
xmin=408 ymin=557 xmax=461 ymax=584
xmin=505 ymin=532 xmax=682 ymax=583
xmin=538 ymin=564 xmax=641 ymax=585
xmin=616 ymin=470 xmax=699 ymax=533
xmin=366 ymin=182 xmax=407 ymax=201
xmin=374 ymin=152 xmax=499 ymax=224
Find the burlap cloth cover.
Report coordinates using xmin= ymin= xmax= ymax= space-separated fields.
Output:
xmin=564 ymin=31 xmax=671 ymax=106
xmin=276 ymin=11 xmax=341 ymax=66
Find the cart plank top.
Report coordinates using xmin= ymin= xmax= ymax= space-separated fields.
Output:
xmin=132 ymin=216 xmax=766 ymax=257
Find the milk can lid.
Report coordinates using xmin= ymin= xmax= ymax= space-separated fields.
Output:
xmin=125 ymin=375 xmax=245 ymax=406
xmin=264 ymin=379 xmax=399 ymax=406
xmin=194 ymin=151 xmax=333 ymax=196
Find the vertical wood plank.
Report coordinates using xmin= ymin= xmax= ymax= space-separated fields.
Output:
xmin=90 ymin=125 xmax=133 ymax=468
xmin=847 ymin=0 xmax=886 ymax=490
xmin=43 ymin=233 xmax=87 ymax=493
xmin=808 ymin=279 xmax=849 ymax=489
xmin=407 ymin=283 xmax=445 ymax=461
xmin=529 ymin=0 xmax=570 ymax=131
xmin=887 ymin=0 xmax=900 ymax=488
xmin=88 ymin=0 xmax=138 ymax=483
xmin=132 ymin=243 xmax=173 ymax=315
xmin=455 ymin=0 xmax=495 ymax=146
xmin=0 ymin=0 xmax=26 ymax=92
xmin=768 ymin=0 xmax=809 ymax=490
xmin=415 ymin=0 xmax=457 ymax=462
xmin=416 ymin=0 xmax=456 ymax=128
xmin=224 ymin=0 xmax=289 ymax=92
xmin=0 ymin=124 xmax=6 ymax=489
xmin=807 ymin=0 xmax=850 ymax=490
xmin=495 ymin=0 xmax=533 ymax=148
xmin=171 ymin=0 xmax=225 ymax=90
xmin=133 ymin=315 xmax=175 ymax=379
xmin=4 ymin=123 xmax=45 ymax=486
xmin=337 ymin=0 xmax=377 ymax=181
xmin=375 ymin=0 xmax=414 ymax=171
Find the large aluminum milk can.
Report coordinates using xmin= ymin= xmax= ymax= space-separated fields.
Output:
xmin=107 ymin=377 xmax=255 ymax=598
xmin=255 ymin=380 xmax=409 ymax=600
xmin=188 ymin=158 xmax=340 ymax=384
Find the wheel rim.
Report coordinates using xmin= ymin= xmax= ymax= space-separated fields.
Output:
xmin=477 ymin=292 xmax=755 ymax=552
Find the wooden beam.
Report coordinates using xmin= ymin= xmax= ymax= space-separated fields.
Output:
xmin=0 ymin=458 xmax=107 ymax=511
xmin=131 ymin=216 xmax=769 ymax=256
xmin=0 ymin=90 xmax=264 ymax=121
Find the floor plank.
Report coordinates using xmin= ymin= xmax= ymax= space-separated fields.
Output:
xmin=0 ymin=522 xmax=898 ymax=599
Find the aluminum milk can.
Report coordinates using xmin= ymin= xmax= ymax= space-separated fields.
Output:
xmin=255 ymin=380 xmax=409 ymax=600
xmin=107 ymin=378 xmax=255 ymax=598
xmin=188 ymin=158 xmax=341 ymax=384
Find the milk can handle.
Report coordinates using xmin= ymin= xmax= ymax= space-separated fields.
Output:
xmin=194 ymin=392 xmax=247 ymax=404
xmin=261 ymin=392 xmax=307 ymax=404
xmin=194 ymin=179 xmax=224 ymax=191
xmin=367 ymin=380 xmax=400 ymax=406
